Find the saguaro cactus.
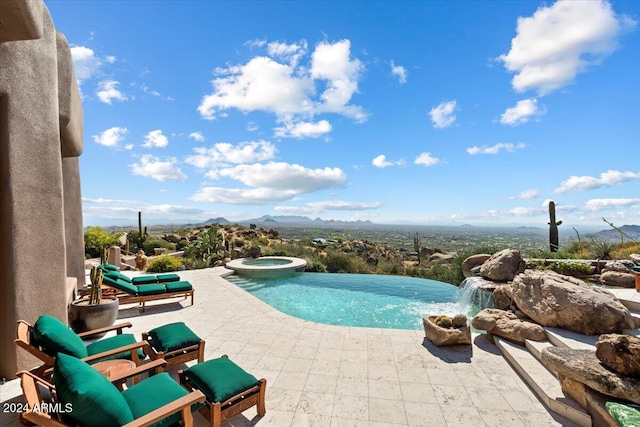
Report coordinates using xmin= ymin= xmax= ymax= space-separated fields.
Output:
xmin=548 ymin=201 xmax=562 ymax=252
xmin=413 ymin=232 xmax=421 ymax=265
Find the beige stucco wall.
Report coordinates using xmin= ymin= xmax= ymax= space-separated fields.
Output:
xmin=0 ymin=0 xmax=84 ymax=379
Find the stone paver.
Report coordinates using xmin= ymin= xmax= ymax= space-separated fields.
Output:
xmin=0 ymin=267 xmax=579 ymax=426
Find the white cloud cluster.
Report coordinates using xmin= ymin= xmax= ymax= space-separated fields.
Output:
xmin=96 ymin=80 xmax=128 ymax=104
xmin=130 ymin=155 xmax=186 ymax=181
xmin=82 ymin=197 xmax=204 ymax=220
xmin=511 ymin=189 xmax=540 ymax=200
xmin=186 ymin=140 xmax=276 ymax=169
xmin=92 ymin=127 xmax=129 ymax=149
xmin=467 ymin=143 xmax=525 ymax=155
xmin=274 ymin=120 xmax=332 ymax=139
xmin=143 ymin=130 xmax=169 ymax=148
xmin=414 ymin=152 xmax=441 ymax=167
xmin=499 ymin=0 xmax=636 ymax=95
xmin=70 ymin=46 xmax=103 ymax=81
xmin=429 ymin=101 xmax=457 ymax=129
xmin=198 ymin=39 xmax=366 ymax=138
xmin=500 ymin=99 xmax=545 ymax=126
xmin=189 ymin=132 xmax=205 ymax=142
xmin=390 ymin=60 xmax=407 ymax=84
xmin=584 ymin=198 xmax=639 ymax=212
xmin=555 ymin=170 xmax=640 ymax=193
xmin=307 ymin=200 xmax=383 ymax=211
xmin=372 ymin=155 xmax=404 ymax=169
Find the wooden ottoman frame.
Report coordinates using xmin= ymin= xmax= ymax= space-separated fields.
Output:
xmin=142 ymin=332 xmax=205 ymax=369
xmin=178 ymin=356 xmax=266 ymax=427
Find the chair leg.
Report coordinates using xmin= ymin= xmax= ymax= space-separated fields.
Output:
xmin=211 ymin=402 xmax=222 ymax=427
xmin=198 ymin=340 xmax=205 ymax=363
xmin=257 ymin=379 xmax=267 ymax=416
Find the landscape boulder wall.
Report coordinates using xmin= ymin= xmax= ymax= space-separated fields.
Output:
xmin=595 ymin=334 xmax=640 ymax=378
xmin=600 ymin=261 xmax=636 ymax=288
xmin=461 ymin=253 xmax=491 ymax=278
xmin=511 ymin=270 xmax=635 ymax=335
xmin=479 ymin=249 xmax=526 ymax=282
xmin=471 ymin=308 xmax=546 ymax=345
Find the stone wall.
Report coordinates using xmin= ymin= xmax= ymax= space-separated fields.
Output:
xmin=0 ymin=0 xmax=84 ymax=379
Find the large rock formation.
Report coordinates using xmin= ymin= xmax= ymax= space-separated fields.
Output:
xmin=461 ymin=253 xmax=491 ymax=278
xmin=511 ymin=270 xmax=635 ymax=335
xmin=596 ymin=334 xmax=640 ymax=378
xmin=600 ymin=270 xmax=636 ymax=288
xmin=471 ymin=308 xmax=546 ymax=345
xmin=423 ymin=315 xmax=471 ymax=347
xmin=479 ymin=249 xmax=526 ymax=282
xmin=542 ymin=347 xmax=640 ymax=405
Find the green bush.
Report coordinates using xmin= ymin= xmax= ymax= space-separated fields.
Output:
xmin=325 ymin=252 xmax=356 ymax=273
xmin=146 ymin=255 xmax=182 ymax=272
xmin=590 ymin=239 xmax=617 ymax=259
xmin=84 ymin=226 xmax=123 ymax=258
xmin=552 ymin=261 xmax=593 ymax=276
xmin=143 ymin=238 xmax=176 ymax=256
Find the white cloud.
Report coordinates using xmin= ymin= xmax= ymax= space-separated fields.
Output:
xmin=499 ymin=0 xmax=636 ymax=95
xmin=82 ymin=197 xmax=139 ymax=205
xmin=189 ymin=132 xmax=205 ymax=142
xmin=414 ymin=152 xmax=441 ymax=167
xmin=274 ymin=120 xmax=332 ymax=138
xmin=555 ymin=170 xmax=640 ymax=193
xmin=267 ymin=40 xmax=308 ymax=66
xmin=190 ymin=187 xmax=297 ymax=205
xmin=130 ymin=155 xmax=186 ymax=181
xmin=372 ymin=154 xmax=404 ymax=168
xmin=186 ymin=140 xmax=276 ymax=169
xmin=144 ymin=204 xmax=204 ymax=215
xmin=429 ymin=101 xmax=457 ymax=129
xmin=143 ymin=130 xmax=169 ymax=148
xmin=511 ymin=189 xmax=540 ymax=200
xmin=92 ymin=127 xmax=128 ymax=148
xmin=467 ymin=143 xmax=525 ymax=155
xmin=70 ymin=46 xmax=102 ymax=81
xmin=390 ymin=60 xmax=407 ymax=84
xmin=96 ymin=79 xmax=128 ymax=104
xmin=307 ymin=200 xmax=383 ymax=210
xmin=500 ymin=98 xmax=545 ymax=126
xmin=585 ymin=198 xmax=640 ymax=212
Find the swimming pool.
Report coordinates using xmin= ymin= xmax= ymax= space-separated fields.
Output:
xmin=227 ymin=272 xmax=474 ymax=330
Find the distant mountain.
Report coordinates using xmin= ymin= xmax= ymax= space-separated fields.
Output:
xmin=588 ymin=225 xmax=640 ymax=241
xmin=200 ymin=217 xmax=232 ymax=225
xmin=240 ymin=215 xmax=375 ymax=227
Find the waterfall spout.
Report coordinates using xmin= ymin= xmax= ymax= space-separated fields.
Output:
xmin=456 ymin=277 xmax=495 ymax=315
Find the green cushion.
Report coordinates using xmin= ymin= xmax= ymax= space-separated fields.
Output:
xmin=148 ymin=322 xmax=201 ymax=353
xmin=86 ymin=333 xmax=145 ymax=361
xmin=157 ymin=273 xmax=180 ymax=283
xmin=132 ymin=275 xmax=159 ymax=285
xmin=99 ymin=264 xmax=119 ymax=272
xmin=121 ymin=372 xmax=191 ymax=427
xmin=135 ymin=284 xmax=166 ymax=296
xmin=103 ymin=276 xmax=138 ymax=294
xmin=31 ymin=315 xmax=88 ymax=358
xmin=54 ymin=353 xmax=134 ymax=427
xmin=104 ymin=271 xmax=131 ymax=283
xmin=632 ymin=266 xmax=640 ymax=273
xmin=183 ymin=357 xmax=258 ymax=403
xmin=605 ymin=402 xmax=640 ymax=427
xmin=165 ymin=281 xmax=193 ymax=292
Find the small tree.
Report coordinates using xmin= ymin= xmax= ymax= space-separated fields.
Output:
xmin=84 ymin=226 xmax=121 ymax=258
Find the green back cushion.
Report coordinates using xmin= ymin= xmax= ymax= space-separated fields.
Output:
xmin=104 ymin=271 xmax=132 ymax=283
xmin=165 ymin=281 xmax=192 ymax=292
xmin=148 ymin=322 xmax=201 ymax=353
xmin=606 ymin=402 xmax=640 ymax=427
xmin=54 ymin=353 xmax=134 ymax=427
xmin=121 ymin=372 xmax=190 ymax=427
xmin=103 ymin=276 xmax=138 ymax=294
xmin=132 ymin=275 xmax=159 ymax=285
xmin=86 ymin=333 xmax=145 ymax=361
xmin=100 ymin=264 xmax=119 ymax=272
xmin=183 ymin=357 xmax=258 ymax=403
xmin=32 ymin=315 xmax=88 ymax=358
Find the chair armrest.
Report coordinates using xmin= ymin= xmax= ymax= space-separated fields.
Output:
xmin=77 ymin=321 xmax=133 ymax=338
xmin=82 ymin=340 xmax=150 ymax=364
xmin=109 ymin=358 xmax=168 ymax=384
xmin=122 ymin=390 xmax=205 ymax=427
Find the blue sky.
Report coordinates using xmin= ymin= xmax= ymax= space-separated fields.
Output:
xmin=46 ymin=0 xmax=640 ymax=228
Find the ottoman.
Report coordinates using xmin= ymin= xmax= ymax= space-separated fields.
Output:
xmin=178 ymin=355 xmax=266 ymax=427
xmin=142 ymin=322 xmax=205 ymax=368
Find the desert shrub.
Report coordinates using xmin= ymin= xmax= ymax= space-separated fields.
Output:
xmin=182 ymin=257 xmax=210 ymax=270
xmin=84 ymin=226 xmax=123 ymax=258
xmin=589 ymin=239 xmax=617 ymax=260
xmin=611 ymin=242 xmax=640 ymax=259
xmin=143 ymin=238 xmax=176 ymax=256
xmin=304 ymin=258 xmax=327 ymax=272
xmin=525 ymin=248 xmax=574 ymax=259
xmin=422 ymin=264 xmax=462 ymax=285
xmin=146 ymin=255 xmax=182 ymax=272
xmin=325 ymin=252 xmax=356 ymax=273
xmin=376 ymin=260 xmax=402 ymax=275
xmin=176 ymin=239 xmax=190 ymax=251
xmin=552 ymin=261 xmax=593 ymax=276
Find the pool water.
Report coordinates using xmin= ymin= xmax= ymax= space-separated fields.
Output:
xmin=227 ymin=272 xmax=473 ymax=330
xmin=242 ymin=258 xmax=293 ymax=266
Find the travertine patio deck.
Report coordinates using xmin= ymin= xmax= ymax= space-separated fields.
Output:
xmin=1 ymin=267 xmax=578 ymax=427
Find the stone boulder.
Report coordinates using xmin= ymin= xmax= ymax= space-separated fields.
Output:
xmin=423 ymin=315 xmax=471 ymax=347
xmin=492 ymin=284 xmax=514 ymax=310
xmin=471 ymin=308 xmax=546 ymax=345
xmin=603 ymin=260 xmax=636 ymax=273
xmin=461 ymin=254 xmax=491 ymax=278
xmin=600 ymin=270 xmax=636 ymax=288
xmin=165 ymin=233 xmax=181 ymax=244
xmin=596 ymin=334 xmax=640 ymax=378
xmin=479 ymin=249 xmax=526 ymax=282
xmin=541 ymin=347 xmax=640 ymax=405
xmin=630 ymin=253 xmax=640 ymax=264
xmin=511 ymin=270 xmax=635 ymax=335
xmin=428 ymin=252 xmax=455 ymax=265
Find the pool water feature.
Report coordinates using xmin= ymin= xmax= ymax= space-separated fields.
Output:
xmin=227 ymin=272 xmax=488 ymax=330
xmin=225 ymin=256 xmax=307 ymax=276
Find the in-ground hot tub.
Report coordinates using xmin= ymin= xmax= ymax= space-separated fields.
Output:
xmin=225 ymin=256 xmax=307 ymax=276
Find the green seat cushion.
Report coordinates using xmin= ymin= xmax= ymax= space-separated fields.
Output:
xmin=54 ymin=353 xmax=134 ymax=427
xmin=31 ymin=315 xmax=88 ymax=358
xmin=103 ymin=276 xmax=138 ymax=294
xmin=99 ymin=264 xmax=119 ymax=272
xmin=632 ymin=266 xmax=640 ymax=273
xmin=157 ymin=273 xmax=180 ymax=283
xmin=183 ymin=357 xmax=258 ymax=403
xmin=135 ymin=284 xmax=166 ymax=296
xmin=132 ymin=275 xmax=159 ymax=285
xmin=122 ymin=372 xmax=191 ymax=427
xmin=148 ymin=322 xmax=201 ymax=353
xmin=104 ymin=271 xmax=132 ymax=283
xmin=86 ymin=333 xmax=145 ymax=361
xmin=605 ymin=402 xmax=640 ymax=427
xmin=165 ymin=281 xmax=193 ymax=292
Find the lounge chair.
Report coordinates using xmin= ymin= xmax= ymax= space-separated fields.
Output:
xmin=18 ymin=353 xmax=205 ymax=427
xmin=15 ymin=315 xmax=148 ymax=379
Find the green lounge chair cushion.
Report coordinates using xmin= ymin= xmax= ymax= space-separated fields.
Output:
xmin=31 ymin=315 xmax=88 ymax=358
xmin=157 ymin=273 xmax=180 ymax=282
xmin=632 ymin=266 xmax=640 ymax=273
xmin=148 ymin=322 xmax=201 ymax=353
xmin=99 ymin=264 xmax=119 ymax=272
xmin=121 ymin=372 xmax=191 ymax=427
xmin=605 ymin=402 xmax=640 ymax=427
xmin=132 ymin=275 xmax=159 ymax=285
xmin=86 ymin=333 xmax=145 ymax=361
xmin=104 ymin=271 xmax=131 ymax=283
xmin=165 ymin=281 xmax=193 ymax=292
xmin=103 ymin=276 xmax=138 ymax=294
xmin=54 ymin=353 xmax=134 ymax=427
xmin=183 ymin=357 xmax=258 ymax=403
xmin=135 ymin=284 xmax=166 ymax=296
